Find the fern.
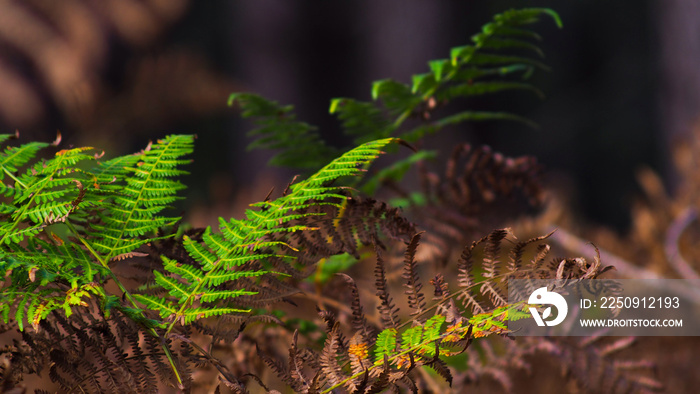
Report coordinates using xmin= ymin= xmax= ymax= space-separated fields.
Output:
xmin=228 ymin=92 xmax=340 ymax=169
xmin=1 ymin=135 xmax=400 ymax=331
xmin=388 ymin=143 xmax=544 ymax=268
xmin=232 ymin=8 xmax=560 ymax=179
xmin=0 ymin=132 xmax=417 ymax=391
xmin=264 ymin=229 xmax=657 ymax=393
xmin=0 ymin=146 xmax=94 ymax=244
xmin=87 ymin=135 xmax=193 ymax=259
xmin=133 ymin=138 xmax=403 ymax=334
xmin=0 ymin=135 xmax=193 ymax=330
xmin=0 ymin=135 xmax=199 ymax=387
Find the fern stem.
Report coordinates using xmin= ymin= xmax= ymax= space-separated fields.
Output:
xmin=2 ymin=167 xmax=27 ymax=189
xmin=161 ymin=341 xmax=184 ymax=389
xmin=64 ymin=221 xmax=135 ymax=303
xmin=392 ymin=110 xmax=412 ymax=129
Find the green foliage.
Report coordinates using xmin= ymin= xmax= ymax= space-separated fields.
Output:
xmin=361 ymin=150 xmax=436 ymax=195
xmin=0 ymin=135 xmax=399 ymax=333
xmin=135 ymin=138 xmax=400 ymax=329
xmin=0 ymin=130 xmax=410 ymax=392
xmin=0 ymin=135 xmax=194 ymax=330
xmin=309 ymin=253 xmax=365 ymax=284
xmin=233 ymin=7 xmax=560 ymax=177
xmin=229 ymin=92 xmax=340 ymax=169
xmin=371 ymin=307 xmax=529 ymax=369
xmin=89 ymin=135 xmax=192 ymax=258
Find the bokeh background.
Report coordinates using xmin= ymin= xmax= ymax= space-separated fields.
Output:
xmin=0 ymin=0 xmax=696 ymax=231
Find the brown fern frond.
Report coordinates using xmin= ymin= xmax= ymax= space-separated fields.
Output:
xmin=396 ymin=144 xmax=543 ymax=265
xmin=456 ymin=234 xmax=490 ymax=314
xmin=374 ymin=246 xmax=401 ymax=329
xmin=338 ymin=273 xmax=372 ymax=343
xmin=319 ymin=321 xmax=351 ymax=391
xmin=270 ymin=224 xmax=637 ymax=393
xmin=196 ymin=315 xmax=280 ymax=348
xmin=430 ymin=274 xmax=461 ymax=323
xmin=402 ymin=232 xmax=426 ymax=317
xmin=7 ymin=304 xmax=181 ymax=393
xmin=226 ymin=275 xmax=302 ymax=308
xmin=454 ymin=286 xmax=485 ymax=316
xmin=110 ymin=251 xmax=149 ymax=262
xmin=348 ymin=331 xmax=373 ymax=377
xmin=350 ymin=367 xmax=370 ymax=394
xmin=483 ymin=228 xmax=508 ymax=279
xmin=456 ymin=234 xmax=486 ymax=289
xmin=288 ymin=330 xmax=312 ymax=392
xmin=429 ymin=274 xmax=449 ymax=300
xmin=365 ymin=356 xmax=391 ymax=394
xmin=218 ymin=374 xmax=249 ymax=394
xmin=529 ymin=244 xmax=551 ymax=271
xmin=317 ymin=308 xmax=348 ymax=353
xmin=256 ymin=345 xmax=300 ymax=392
xmin=286 ymin=196 xmax=416 ymax=263
xmin=479 ymin=282 xmax=508 ymax=308
xmin=396 ymin=373 xmax=419 ymax=393
xmin=422 ymin=343 xmax=453 ymax=387
xmin=508 ymin=230 xmax=555 ymax=273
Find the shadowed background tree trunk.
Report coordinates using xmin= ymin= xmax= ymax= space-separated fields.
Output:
xmin=658 ymin=0 xmax=700 ymax=186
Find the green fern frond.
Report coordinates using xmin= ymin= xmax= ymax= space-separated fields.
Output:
xmin=397 ymin=8 xmax=559 ymax=139
xmin=0 ymin=145 xmax=97 ymax=245
xmin=4 ymin=238 xmax=106 ymax=283
xmin=89 ymin=135 xmax=193 ymax=259
xmin=0 ymin=136 xmax=114 ymax=328
xmin=179 ymin=306 xmax=251 ymax=325
xmin=373 ymin=328 xmax=398 ymax=365
xmin=131 ymin=293 xmax=178 ymax=316
xmin=371 ymin=304 xmax=520 ymax=369
xmin=0 ymin=135 xmax=194 ymax=341
xmin=5 ymin=282 xmax=100 ymax=331
xmin=329 ymin=98 xmax=396 ymax=144
xmin=336 ymin=8 xmax=560 ymax=146
xmin=150 ymin=138 xmax=400 ymax=335
xmin=315 ymin=301 xmax=515 ymax=392
xmin=421 ymin=315 xmax=446 ymax=355
xmin=235 ymin=8 xmax=559 ymax=189
xmin=0 ymin=141 xmax=48 ymax=184
xmin=229 ymin=92 xmax=339 ymax=169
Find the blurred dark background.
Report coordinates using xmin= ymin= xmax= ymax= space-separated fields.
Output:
xmin=0 ymin=0 xmax=697 ymax=231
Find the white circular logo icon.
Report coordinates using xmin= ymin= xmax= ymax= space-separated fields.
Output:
xmin=528 ymin=287 xmax=568 ymax=327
